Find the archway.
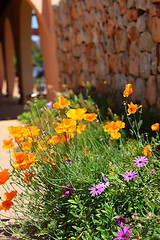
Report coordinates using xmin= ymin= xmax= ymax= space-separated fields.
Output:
xmin=0 ymin=0 xmax=60 ymax=103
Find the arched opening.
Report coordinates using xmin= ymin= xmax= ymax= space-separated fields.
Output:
xmin=31 ymin=11 xmax=46 ymax=96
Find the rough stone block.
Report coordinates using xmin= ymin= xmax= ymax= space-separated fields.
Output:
xmin=118 ymin=0 xmax=127 ymax=15
xmin=139 ymin=52 xmax=151 ymax=79
xmin=127 ymin=23 xmax=140 ymax=41
xmin=136 ymin=14 xmax=147 ymax=32
xmin=134 ymin=78 xmax=146 ymax=102
xmin=135 ymin=0 xmax=149 ymax=10
xmin=123 ymin=13 xmax=129 ymax=27
xmin=145 ymin=75 xmax=157 ymax=105
xmin=104 ymin=53 xmax=110 ymax=74
xmin=156 ymin=74 xmax=160 ymax=94
xmin=106 ymin=38 xmax=116 ymax=55
xmin=114 ymin=29 xmax=127 ymax=52
xmin=151 ymin=44 xmax=158 ymax=74
xmin=113 ymin=73 xmax=128 ymax=92
xmin=127 ymin=0 xmax=136 ymax=8
xmin=108 ymin=2 xmax=120 ymax=19
xmin=152 ymin=0 xmax=160 ymax=2
xmin=129 ymin=56 xmax=139 ymax=77
xmin=139 ymin=32 xmax=154 ymax=52
xmin=127 ymin=9 xmax=138 ymax=21
xmin=109 ymin=54 xmax=118 ymax=73
xmin=117 ymin=15 xmax=124 ymax=29
xmin=129 ymin=41 xmax=139 ymax=77
xmin=107 ymin=19 xmax=117 ymax=38
xmin=149 ymin=4 xmax=160 ymax=17
xmin=151 ymin=17 xmax=160 ymax=42
xmin=121 ymin=52 xmax=129 ymax=74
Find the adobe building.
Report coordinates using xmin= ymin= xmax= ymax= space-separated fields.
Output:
xmin=0 ymin=0 xmax=60 ymax=102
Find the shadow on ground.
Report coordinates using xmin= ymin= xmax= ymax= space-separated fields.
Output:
xmin=0 ymin=94 xmax=24 ymax=120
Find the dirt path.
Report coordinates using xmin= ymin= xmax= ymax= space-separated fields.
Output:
xmin=0 ymin=120 xmax=23 ymax=240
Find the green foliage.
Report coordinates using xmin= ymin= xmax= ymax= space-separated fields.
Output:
xmin=32 ymin=44 xmax=43 ymax=67
xmin=1 ymin=91 xmax=160 ymax=240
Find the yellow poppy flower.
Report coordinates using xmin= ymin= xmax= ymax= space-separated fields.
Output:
xmin=48 ymin=135 xmax=61 ymax=145
xmin=8 ymin=126 xmax=23 ymax=140
xmin=53 ymin=96 xmax=70 ymax=109
xmin=66 ymin=108 xmax=87 ymax=121
xmin=2 ymin=139 xmax=14 ymax=150
xmin=110 ymin=131 xmax=121 ymax=140
xmin=55 ymin=119 xmax=77 ymax=133
xmin=103 ymin=121 xmax=125 ymax=134
xmin=142 ymin=145 xmax=152 ymax=157
xmin=77 ymin=124 xmax=87 ymax=134
xmin=21 ymin=141 xmax=32 ymax=150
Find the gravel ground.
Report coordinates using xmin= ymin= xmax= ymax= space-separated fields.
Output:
xmin=0 ymin=119 xmax=23 ymax=240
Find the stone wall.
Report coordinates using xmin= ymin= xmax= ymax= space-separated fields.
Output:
xmin=53 ymin=0 xmax=160 ymax=116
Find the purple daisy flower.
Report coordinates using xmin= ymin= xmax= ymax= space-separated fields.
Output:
xmin=123 ymin=170 xmax=138 ymax=182
xmin=89 ymin=183 xmax=105 ymax=197
xmin=61 ymin=184 xmax=74 ymax=197
xmin=102 ymin=175 xmax=110 ymax=187
xmin=65 ymin=160 xmax=72 ymax=164
xmin=46 ymin=101 xmax=53 ymax=109
xmin=114 ymin=216 xmax=126 ymax=227
xmin=114 ymin=225 xmax=132 ymax=240
xmin=133 ymin=156 xmax=148 ymax=168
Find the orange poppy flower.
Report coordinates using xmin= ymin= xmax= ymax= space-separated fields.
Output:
xmin=4 ymin=191 xmax=17 ymax=201
xmin=53 ymin=96 xmax=70 ymax=109
xmin=116 ymin=121 xmax=125 ymax=129
xmin=48 ymin=135 xmax=61 ymax=145
xmin=110 ymin=131 xmax=121 ymax=140
xmin=77 ymin=124 xmax=87 ymax=134
xmin=127 ymin=102 xmax=142 ymax=115
xmin=103 ymin=121 xmax=125 ymax=140
xmin=123 ymin=84 xmax=133 ymax=97
xmin=12 ymin=152 xmax=37 ymax=171
xmin=44 ymin=158 xmax=56 ymax=166
xmin=103 ymin=121 xmax=119 ymax=133
xmin=12 ymin=151 xmax=28 ymax=164
xmin=55 ymin=119 xmax=77 ymax=134
xmin=37 ymin=140 xmax=46 ymax=150
xmin=61 ymin=134 xmax=67 ymax=142
xmin=103 ymin=121 xmax=125 ymax=133
xmin=0 ymin=200 xmax=13 ymax=211
xmin=0 ymin=169 xmax=10 ymax=185
xmin=66 ymin=108 xmax=87 ymax=121
xmin=83 ymin=113 xmax=97 ymax=122
xmin=8 ymin=126 xmax=23 ymax=141
xmin=2 ymin=139 xmax=14 ymax=150
xmin=151 ymin=123 xmax=159 ymax=131
xmin=21 ymin=141 xmax=32 ymax=150
xmin=22 ymin=125 xmax=40 ymax=140
xmin=23 ymin=178 xmax=30 ymax=182
xmin=142 ymin=145 xmax=152 ymax=157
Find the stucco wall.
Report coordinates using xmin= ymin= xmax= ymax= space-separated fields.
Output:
xmin=53 ymin=0 xmax=160 ymax=116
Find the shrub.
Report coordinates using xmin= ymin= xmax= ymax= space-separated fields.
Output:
xmin=0 ymin=84 xmax=160 ymax=240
